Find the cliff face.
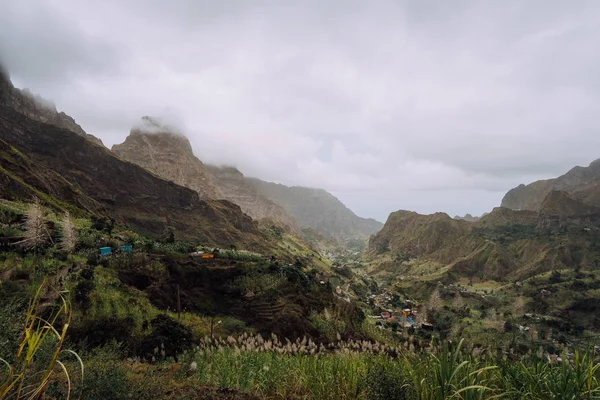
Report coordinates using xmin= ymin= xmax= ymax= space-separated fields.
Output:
xmin=0 ymin=102 xmax=268 ymax=249
xmin=0 ymin=67 xmax=104 ymax=147
xmin=111 ymin=121 xmax=298 ymax=231
xmin=245 ymin=178 xmax=383 ymax=242
xmin=501 ymin=159 xmax=600 ymax=210
xmin=112 ymin=118 xmax=219 ymax=200
xmin=206 ymin=165 xmax=299 ymax=233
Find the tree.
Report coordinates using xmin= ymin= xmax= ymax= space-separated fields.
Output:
xmin=59 ymin=211 xmax=77 ymax=253
xmin=428 ymin=288 xmax=442 ymax=312
xmin=15 ymin=198 xmax=51 ymax=255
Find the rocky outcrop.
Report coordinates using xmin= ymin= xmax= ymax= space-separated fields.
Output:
xmin=0 ymin=66 xmax=104 ymax=147
xmin=501 ymin=158 xmax=600 ymax=210
xmin=112 ymin=117 xmax=219 ymax=200
xmin=246 ymin=178 xmax=383 ymax=242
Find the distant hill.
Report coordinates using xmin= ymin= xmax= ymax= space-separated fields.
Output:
xmin=246 ymin=178 xmax=383 ymax=242
xmin=367 ymin=196 xmax=600 ymax=282
xmin=501 ymin=158 xmax=600 ymax=210
xmin=206 ymin=165 xmax=299 ymax=233
xmin=453 ymin=213 xmax=483 ymax=222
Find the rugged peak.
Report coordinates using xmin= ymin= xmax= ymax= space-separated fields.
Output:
xmin=127 ymin=119 xmax=193 ymax=156
xmin=0 ymin=66 xmax=104 ymax=147
xmin=135 ymin=115 xmax=182 ymax=135
xmin=112 ymin=122 xmax=218 ymax=199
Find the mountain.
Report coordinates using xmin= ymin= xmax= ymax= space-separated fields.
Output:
xmin=112 ymin=124 xmax=299 ymax=231
xmin=367 ymin=198 xmax=600 ymax=282
xmin=453 ymin=213 xmax=482 ymax=222
xmin=0 ymin=66 xmax=104 ymax=147
xmin=111 ymin=117 xmax=379 ymax=243
xmin=206 ymin=165 xmax=299 ymax=233
xmin=0 ymin=75 xmax=272 ymax=249
xmin=539 ymin=190 xmax=600 ymax=217
xmin=501 ymin=158 xmax=600 ymax=210
xmin=245 ymin=178 xmax=383 ymax=242
xmin=112 ymin=117 xmax=219 ymax=200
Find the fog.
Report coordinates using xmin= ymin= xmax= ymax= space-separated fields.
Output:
xmin=2 ymin=0 xmax=600 ymax=221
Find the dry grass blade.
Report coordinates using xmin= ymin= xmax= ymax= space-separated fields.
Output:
xmin=0 ymin=280 xmax=82 ymax=400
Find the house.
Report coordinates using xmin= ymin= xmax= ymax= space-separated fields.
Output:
xmin=381 ymin=312 xmax=391 ymax=319
xmin=99 ymin=247 xmax=112 ymax=256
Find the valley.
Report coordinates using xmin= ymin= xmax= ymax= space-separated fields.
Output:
xmin=1 ymin=66 xmax=600 ymax=399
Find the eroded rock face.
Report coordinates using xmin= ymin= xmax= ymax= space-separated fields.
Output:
xmin=0 ymin=67 xmax=104 ymax=147
xmin=112 ymin=117 xmax=219 ymax=200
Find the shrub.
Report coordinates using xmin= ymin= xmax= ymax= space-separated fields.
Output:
xmin=140 ymin=314 xmax=193 ymax=361
xmin=361 ymin=359 xmax=412 ymax=400
xmin=80 ymin=343 xmax=129 ymax=400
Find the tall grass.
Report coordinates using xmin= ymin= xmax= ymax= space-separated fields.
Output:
xmin=189 ymin=335 xmax=600 ymax=399
xmin=0 ymin=280 xmax=83 ymax=399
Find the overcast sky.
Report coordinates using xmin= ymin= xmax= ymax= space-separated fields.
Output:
xmin=2 ymin=0 xmax=600 ymax=222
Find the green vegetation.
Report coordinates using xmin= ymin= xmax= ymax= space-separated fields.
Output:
xmin=2 ymin=195 xmax=600 ymax=399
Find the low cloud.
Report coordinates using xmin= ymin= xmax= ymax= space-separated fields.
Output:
xmin=2 ymin=0 xmax=600 ymax=222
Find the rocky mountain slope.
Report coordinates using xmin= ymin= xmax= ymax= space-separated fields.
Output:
xmin=0 ymin=66 xmax=104 ymax=147
xmin=206 ymin=165 xmax=298 ymax=232
xmin=368 ymin=190 xmax=600 ymax=283
xmin=501 ymin=158 xmax=600 ymax=210
xmin=0 ymin=76 xmax=272 ymax=249
xmin=246 ymin=179 xmax=383 ymax=242
xmin=112 ymin=124 xmax=299 ymax=231
xmin=112 ymin=118 xmax=377 ymax=242
xmin=112 ymin=117 xmax=219 ymax=200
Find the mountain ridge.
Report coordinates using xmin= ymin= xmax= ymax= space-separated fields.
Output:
xmin=0 ymin=78 xmax=273 ymax=249
xmin=246 ymin=178 xmax=383 ymax=242
xmin=0 ymin=67 xmax=104 ymax=147
xmin=501 ymin=158 xmax=600 ymax=210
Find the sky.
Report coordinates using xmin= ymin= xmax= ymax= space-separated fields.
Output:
xmin=2 ymin=0 xmax=600 ymax=222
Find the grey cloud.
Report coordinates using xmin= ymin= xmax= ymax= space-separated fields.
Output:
xmin=0 ymin=1 xmax=123 ymax=87
xmin=2 ymin=0 xmax=600 ymax=219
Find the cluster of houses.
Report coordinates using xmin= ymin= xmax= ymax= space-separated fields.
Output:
xmin=369 ymin=309 xmax=434 ymax=331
